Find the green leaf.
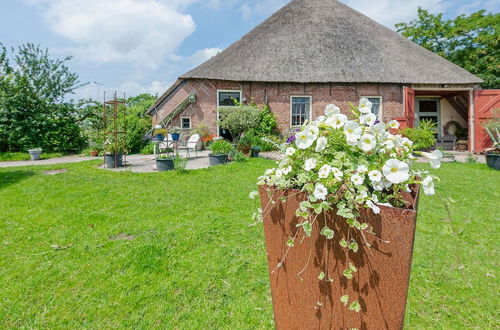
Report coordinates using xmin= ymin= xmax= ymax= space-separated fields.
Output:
xmin=360 ymin=223 xmax=368 ymax=230
xmin=295 ymin=209 xmax=309 ymax=219
xmin=318 ymin=271 xmax=325 ymax=280
xmin=349 ymin=300 xmax=361 ymax=313
xmin=348 ymin=240 xmax=359 ymax=252
xmin=343 ymin=268 xmax=353 ymax=279
xmin=296 ymin=221 xmax=312 ymax=237
xmin=286 ymin=237 xmax=295 ymax=247
xmin=340 ymin=295 xmax=349 ymax=306
xmin=339 ymin=239 xmax=348 ymax=248
xmin=320 ymin=226 xmax=335 ymax=239
xmin=349 ymin=262 xmax=357 ymax=272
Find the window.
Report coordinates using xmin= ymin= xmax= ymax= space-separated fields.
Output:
xmin=291 ymin=96 xmax=311 ymax=127
xmin=362 ymin=97 xmax=382 ymax=119
xmin=181 ymin=117 xmax=191 ymax=129
xmin=218 ymin=90 xmax=241 ymax=106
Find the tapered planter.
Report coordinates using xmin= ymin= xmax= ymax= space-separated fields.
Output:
xmin=485 ymin=153 xmax=500 ymax=170
xmin=156 ymin=158 xmax=174 ymax=172
xmin=208 ymin=154 xmax=228 ymax=166
xmin=104 ymin=153 xmax=123 ymax=168
xmin=259 ymin=185 xmax=420 ymax=330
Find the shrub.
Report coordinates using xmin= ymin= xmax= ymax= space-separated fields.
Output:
xmin=218 ymin=104 xmax=261 ymax=141
xmin=255 ymin=104 xmax=278 ymax=136
xmin=140 ymin=142 xmax=155 ymax=155
xmin=401 ymin=127 xmax=436 ymax=150
xmin=210 ymin=139 xmax=234 ymax=155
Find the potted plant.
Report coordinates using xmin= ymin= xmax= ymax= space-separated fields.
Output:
xmin=156 ymin=154 xmax=175 ymax=172
xmin=88 ymin=132 xmax=103 ymax=157
xmin=208 ymin=139 xmax=233 ymax=166
xmin=250 ymin=145 xmax=261 ymax=157
xmin=249 ymin=99 xmax=442 ymax=329
xmin=237 ymin=135 xmax=252 ymax=155
xmin=483 ymin=117 xmax=500 ymax=170
xmin=28 ymin=147 xmax=42 ymax=161
xmin=169 ymin=126 xmax=181 ymax=141
xmin=104 ymin=139 xmax=126 ymax=168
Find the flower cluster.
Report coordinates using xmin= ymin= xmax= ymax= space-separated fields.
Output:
xmin=254 ymin=98 xmax=441 ymax=223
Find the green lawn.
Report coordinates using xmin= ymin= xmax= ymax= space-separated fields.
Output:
xmin=0 ymin=160 xmax=498 ymax=328
xmin=0 ymin=152 xmax=65 ymax=162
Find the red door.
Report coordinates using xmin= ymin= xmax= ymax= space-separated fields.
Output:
xmin=474 ymin=90 xmax=500 ymax=153
xmin=397 ymin=87 xmax=415 ymax=129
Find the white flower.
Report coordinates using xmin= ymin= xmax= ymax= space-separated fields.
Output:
xmin=326 ymin=114 xmax=347 ymax=128
xmin=382 ymin=159 xmax=410 ymax=184
xmin=372 ymin=180 xmax=384 ymax=191
xmin=366 ymin=200 xmax=380 ymax=214
xmin=304 ymin=158 xmax=317 ymax=171
xmin=388 ymin=120 xmax=400 ymax=129
xmin=295 ymin=130 xmax=315 ymax=149
xmin=275 ymin=169 xmax=283 ymax=178
xmin=351 ymin=174 xmax=364 ymax=185
xmin=324 ymin=104 xmax=340 ymax=117
xmin=346 ymin=134 xmax=360 ymax=146
xmin=314 ymin=183 xmax=328 ymax=200
xmin=344 ymin=121 xmax=362 ymax=137
xmin=315 ymin=136 xmax=328 ymax=152
xmin=422 ymin=176 xmax=435 ymax=195
xmin=316 ymin=115 xmax=326 ymax=122
xmin=318 ymin=164 xmax=331 ymax=178
xmin=368 ymin=170 xmax=382 ymax=182
xmin=282 ymin=165 xmax=292 ymax=175
xmin=383 ymin=139 xmax=395 ymax=149
xmin=359 ymin=134 xmax=376 ymax=152
xmin=249 ymin=191 xmax=259 ymax=199
xmin=359 ymin=98 xmax=372 ymax=114
xmin=331 ymin=167 xmax=343 ymax=180
xmin=306 ymin=124 xmax=319 ymax=138
xmin=285 ymin=147 xmax=296 ymax=156
xmin=265 ymin=168 xmax=275 ymax=175
xmin=373 ymin=123 xmax=386 ymax=135
xmin=360 ymin=113 xmax=377 ymax=126
xmin=357 ymin=165 xmax=368 ymax=173
xmin=421 ymin=150 xmax=443 ymax=169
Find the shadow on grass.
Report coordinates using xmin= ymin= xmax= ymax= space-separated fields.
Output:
xmin=0 ymin=170 xmax=36 ymax=190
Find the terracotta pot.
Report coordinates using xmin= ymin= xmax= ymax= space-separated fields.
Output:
xmin=259 ymin=185 xmax=420 ymax=330
xmin=90 ymin=150 xmax=99 ymax=157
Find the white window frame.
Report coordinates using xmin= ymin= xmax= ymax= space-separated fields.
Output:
xmin=180 ymin=116 xmax=191 ymax=130
xmin=290 ymin=96 xmax=312 ymax=128
xmin=361 ymin=96 xmax=383 ymax=120
xmin=216 ymin=89 xmax=242 ymax=136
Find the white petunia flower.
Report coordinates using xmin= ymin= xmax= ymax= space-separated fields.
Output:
xmin=316 ymin=115 xmax=326 ymax=122
xmin=285 ymin=147 xmax=296 ymax=156
xmin=359 ymin=98 xmax=372 ymax=114
xmin=295 ymin=130 xmax=315 ymax=149
xmin=373 ymin=122 xmax=386 ymax=135
xmin=265 ymin=168 xmax=275 ymax=175
xmin=383 ymin=139 xmax=395 ymax=149
xmin=382 ymin=159 xmax=410 ymax=184
xmin=304 ymin=158 xmax=317 ymax=171
xmin=368 ymin=170 xmax=382 ymax=182
xmin=422 ymin=176 xmax=435 ymax=195
xmin=346 ymin=134 xmax=360 ymax=146
xmin=314 ymin=183 xmax=328 ymax=200
xmin=360 ymin=113 xmax=377 ymax=126
xmin=318 ymin=164 xmax=332 ymax=178
xmin=366 ymin=200 xmax=380 ymax=214
xmin=331 ymin=167 xmax=343 ymax=180
xmin=388 ymin=120 xmax=400 ymax=129
xmin=324 ymin=104 xmax=341 ymax=117
xmin=351 ymin=174 xmax=364 ymax=185
xmin=372 ymin=180 xmax=384 ymax=191
xmin=421 ymin=150 xmax=443 ymax=169
xmin=359 ymin=134 xmax=376 ymax=152
xmin=249 ymin=191 xmax=259 ymax=199
xmin=326 ymin=114 xmax=348 ymax=128
xmin=357 ymin=165 xmax=368 ymax=173
xmin=275 ymin=169 xmax=283 ymax=178
xmin=315 ymin=136 xmax=328 ymax=152
xmin=282 ymin=165 xmax=292 ymax=175
xmin=306 ymin=124 xmax=319 ymax=138
xmin=344 ymin=121 xmax=362 ymax=137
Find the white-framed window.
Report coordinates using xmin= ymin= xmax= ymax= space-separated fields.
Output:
xmin=290 ymin=96 xmax=312 ymax=127
xmin=217 ymin=90 xmax=242 ymax=107
xmin=181 ymin=116 xmax=191 ymax=129
xmin=361 ymin=96 xmax=382 ymax=120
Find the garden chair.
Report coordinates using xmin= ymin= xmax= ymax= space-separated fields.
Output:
xmin=436 ymin=134 xmax=457 ymax=151
xmin=158 ymin=134 xmax=174 ymax=155
xmin=178 ymin=134 xmax=200 ymax=158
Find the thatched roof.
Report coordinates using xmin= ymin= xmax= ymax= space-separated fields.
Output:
xmin=180 ymin=0 xmax=482 ymax=85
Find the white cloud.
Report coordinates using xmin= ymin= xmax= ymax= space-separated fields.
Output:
xmin=117 ymin=80 xmax=172 ymax=97
xmin=32 ymin=0 xmax=196 ymax=69
xmin=340 ymin=0 xmax=445 ymax=29
xmin=185 ymin=48 xmax=222 ymax=66
xmin=239 ymin=0 xmax=288 ymax=22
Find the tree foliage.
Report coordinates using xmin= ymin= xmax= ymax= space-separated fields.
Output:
xmin=218 ymin=102 xmax=261 ymax=141
xmin=396 ymin=8 xmax=500 ymax=88
xmin=0 ymin=43 xmax=85 ymax=152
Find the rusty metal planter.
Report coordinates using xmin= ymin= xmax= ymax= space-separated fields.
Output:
xmin=259 ymin=185 xmax=420 ymax=330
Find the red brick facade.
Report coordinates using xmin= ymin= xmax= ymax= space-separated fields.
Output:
xmin=152 ymin=79 xmax=405 ymax=136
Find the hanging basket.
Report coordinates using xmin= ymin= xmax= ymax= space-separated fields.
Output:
xmin=259 ymin=184 xmax=420 ymax=330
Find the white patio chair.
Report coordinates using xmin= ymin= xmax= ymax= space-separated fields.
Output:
xmin=157 ymin=134 xmax=174 ymax=155
xmin=178 ymin=134 xmax=200 ymax=158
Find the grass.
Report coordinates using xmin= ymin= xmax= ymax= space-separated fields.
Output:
xmin=0 ymin=160 xmax=498 ymax=328
xmin=0 ymin=152 xmax=65 ymax=162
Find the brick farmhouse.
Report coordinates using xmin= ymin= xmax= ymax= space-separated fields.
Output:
xmin=147 ymin=0 xmax=499 ymax=152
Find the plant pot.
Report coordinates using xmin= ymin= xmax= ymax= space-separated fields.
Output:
xmin=90 ymin=150 xmax=99 ymax=157
xmin=486 ymin=153 xmax=500 ymax=170
xmin=208 ymin=153 xmax=228 ymax=166
xmin=250 ymin=149 xmax=260 ymax=158
xmin=28 ymin=149 xmax=42 ymax=161
xmin=259 ymin=184 xmax=420 ymax=329
xmin=104 ymin=153 xmax=123 ymax=168
xmin=155 ymin=134 xmax=165 ymax=141
xmin=171 ymin=133 xmax=180 ymax=141
xmin=156 ymin=158 xmax=175 ymax=172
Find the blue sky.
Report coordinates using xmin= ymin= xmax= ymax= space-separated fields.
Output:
xmin=1 ymin=0 xmax=498 ymax=100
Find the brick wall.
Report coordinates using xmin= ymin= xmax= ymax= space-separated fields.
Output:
xmin=152 ymin=79 xmax=405 ymax=136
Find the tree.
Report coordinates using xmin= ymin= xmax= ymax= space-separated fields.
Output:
xmin=218 ymin=102 xmax=261 ymax=142
xmin=0 ymin=43 xmax=86 ymax=152
xmin=396 ymin=8 xmax=500 ymax=89
xmin=124 ymin=94 xmax=156 ymax=153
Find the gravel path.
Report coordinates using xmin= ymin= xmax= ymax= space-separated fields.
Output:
xmin=0 ymin=155 xmax=95 ymax=168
